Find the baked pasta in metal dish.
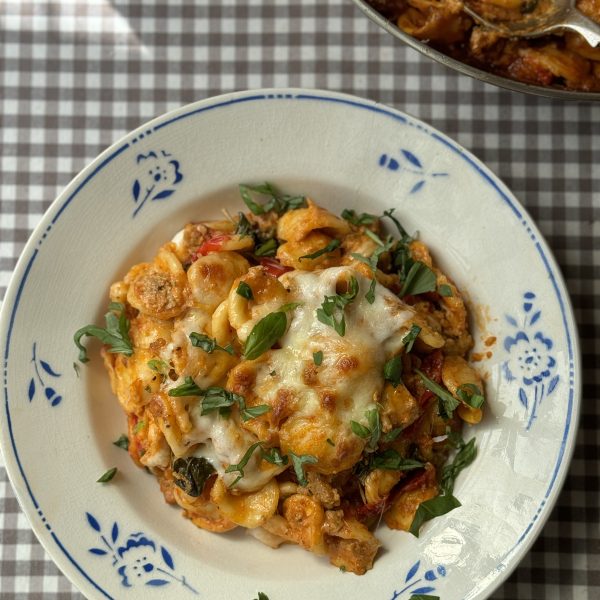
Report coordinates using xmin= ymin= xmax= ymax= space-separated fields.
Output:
xmin=76 ymin=184 xmax=485 ymax=574
xmin=368 ymin=0 xmax=600 ymax=92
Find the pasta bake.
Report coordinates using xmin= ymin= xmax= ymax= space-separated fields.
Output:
xmin=76 ymin=184 xmax=485 ymax=574
xmin=368 ymin=0 xmax=600 ymax=91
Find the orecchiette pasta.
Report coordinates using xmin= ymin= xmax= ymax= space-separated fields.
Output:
xmin=83 ymin=183 xmax=486 ymax=574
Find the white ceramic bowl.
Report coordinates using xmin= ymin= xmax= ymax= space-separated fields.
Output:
xmin=0 ymin=89 xmax=580 ymax=600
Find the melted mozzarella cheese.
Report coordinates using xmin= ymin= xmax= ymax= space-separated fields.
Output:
xmin=238 ymin=267 xmax=419 ymax=475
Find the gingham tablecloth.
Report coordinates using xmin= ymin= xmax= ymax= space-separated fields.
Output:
xmin=0 ymin=1 xmax=598 ymax=598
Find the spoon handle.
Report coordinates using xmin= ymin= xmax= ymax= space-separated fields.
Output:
xmin=559 ymin=10 xmax=600 ymax=47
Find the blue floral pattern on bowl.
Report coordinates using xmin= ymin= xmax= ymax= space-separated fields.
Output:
xmin=390 ymin=559 xmax=447 ymax=599
xmin=379 ymin=148 xmax=448 ymax=194
xmin=85 ymin=512 xmax=197 ymax=594
xmin=503 ymin=292 xmax=559 ymax=430
xmin=28 ymin=342 xmax=62 ymax=406
xmin=132 ymin=150 xmax=183 ymax=217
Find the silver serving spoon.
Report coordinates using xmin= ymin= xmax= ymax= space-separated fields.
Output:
xmin=463 ymin=0 xmax=600 ymax=47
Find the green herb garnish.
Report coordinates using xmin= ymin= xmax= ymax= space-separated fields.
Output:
xmin=410 ymin=595 xmax=440 ymax=600
xmin=341 ymin=209 xmax=378 ymax=226
xmin=381 ymin=427 xmax=404 ymax=442
xmin=384 ymin=355 xmax=403 ymax=387
xmin=260 ymin=446 xmax=288 ymax=466
xmin=299 ymin=238 xmax=341 ymax=260
xmin=172 ymin=456 xmax=215 ymax=497
xmin=313 ymin=351 xmax=323 ymax=366
xmin=415 ymin=369 xmax=460 ymax=418
xmin=288 ymin=451 xmax=318 ymax=486
xmin=350 ymin=408 xmax=381 ymax=452
xmin=113 ymin=434 xmax=129 ymax=451
xmin=382 ymin=208 xmax=411 ymax=240
xmin=189 ymin=332 xmax=234 ymax=355
xmin=147 ymin=358 xmax=169 ymax=375
xmin=371 ymin=449 xmax=424 ymax=471
xmin=239 ymin=182 xmax=306 ymax=216
xmin=402 ymin=324 xmax=421 ymax=353
xmin=456 ymin=383 xmax=485 ymax=409
xmin=409 ymin=493 xmax=461 ymax=537
xmin=255 ymin=238 xmax=278 ymax=257
xmin=236 ymin=281 xmax=254 ymax=300
xmin=254 ymin=592 xmax=270 ymax=600
xmin=73 ymin=362 xmax=80 ymax=377
xmin=351 ymin=236 xmax=393 ymax=304
xmin=438 ymin=284 xmax=453 ymax=297
xmin=168 ymin=376 xmax=203 ymax=397
xmin=244 ymin=311 xmax=288 ymax=360
xmin=234 ymin=212 xmax=253 ymax=237
xmin=316 ymin=276 xmax=359 ymax=336
xmin=225 ymin=442 xmax=263 ymax=487
xmin=133 ymin=420 xmax=145 ymax=433
xmin=74 ymin=302 xmax=132 ymax=363
xmin=441 ymin=435 xmax=477 ymax=495
xmin=399 ymin=261 xmax=437 ymax=297
xmin=97 ymin=467 xmax=117 ymax=483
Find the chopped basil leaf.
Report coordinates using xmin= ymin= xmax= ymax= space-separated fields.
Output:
xmin=241 ymin=404 xmax=271 ymax=421
xmin=200 ymin=386 xmax=270 ymax=422
xmin=391 ymin=241 xmax=414 ymax=282
xmin=288 ymin=451 xmax=318 ymax=486
xmin=113 ymin=434 xmax=129 ymax=451
xmin=402 ymin=324 xmax=421 ymax=353
xmin=341 ymin=209 xmax=378 ymax=226
xmin=410 ymin=595 xmax=440 ymax=600
xmin=456 ymin=383 xmax=485 ymax=409
xmin=279 ymin=302 xmax=302 ymax=312
xmin=260 ymin=446 xmax=288 ymax=466
xmin=255 ymin=238 xmax=278 ymax=257
xmin=316 ymin=276 xmax=359 ymax=337
xmin=244 ymin=311 xmax=288 ymax=360
xmin=147 ymin=358 xmax=169 ymax=375
xmin=365 ymin=278 xmax=377 ymax=304
xmin=299 ymin=238 xmax=341 ymax=260
xmin=313 ymin=351 xmax=323 ymax=366
xmin=172 ymin=456 xmax=215 ymax=497
xmin=382 ymin=208 xmax=411 ymax=240
xmin=441 ymin=435 xmax=477 ymax=495
xmin=74 ymin=302 xmax=133 ymax=363
xmin=234 ymin=212 xmax=253 ymax=237
xmin=326 ymin=437 xmax=335 ymax=446
xmin=399 ymin=261 xmax=437 ymax=297
xmin=371 ymin=449 xmax=424 ymax=471
xmin=381 ymin=427 xmax=404 ymax=442
xmin=409 ymin=493 xmax=461 ymax=537
xmin=225 ymin=442 xmax=263 ymax=487
xmin=415 ymin=369 xmax=460 ymax=417
xmin=239 ymin=182 xmax=306 ymax=216
xmin=438 ymin=284 xmax=453 ymax=297
xmin=73 ymin=362 xmax=80 ymax=377
xmin=168 ymin=376 xmax=203 ymax=397
xmin=255 ymin=593 xmax=270 ymax=600
xmin=236 ymin=281 xmax=254 ymax=300
xmin=350 ymin=408 xmax=381 ymax=452
xmin=133 ymin=420 xmax=145 ymax=433
xmin=189 ymin=332 xmax=235 ymax=355
xmin=364 ymin=228 xmax=386 ymax=247
xmin=384 ymin=355 xmax=403 ymax=387
xmin=97 ymin=467 xmax=117 ymax=483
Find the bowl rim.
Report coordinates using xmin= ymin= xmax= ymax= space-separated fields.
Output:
xmin=351 ymin=0 xmax=600 ymax=102
xmin=0 ymin=88 xmax=582 ymax=599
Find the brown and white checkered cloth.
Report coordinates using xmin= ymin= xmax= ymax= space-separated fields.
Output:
xmin=0 ymin=1 xmax=598 ymax=598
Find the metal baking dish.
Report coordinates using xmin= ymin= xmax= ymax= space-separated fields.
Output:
xmin=352 ymin=0 xmax=600 ymax=101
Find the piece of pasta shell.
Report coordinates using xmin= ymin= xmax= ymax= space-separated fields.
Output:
xmin=276 ymin=199 xmax=350 ymax=243
xmin=282 ymin=494 xmax=326 ymax=554
xmin=210 ymin=477 xmax=279 ymax=529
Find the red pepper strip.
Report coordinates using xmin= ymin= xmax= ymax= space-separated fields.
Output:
xmin=192 ymin=233 xmax=232 ymax=260
xmin=259 ymin=257 xmax=292 ymax=278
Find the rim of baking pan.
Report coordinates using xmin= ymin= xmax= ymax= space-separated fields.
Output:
xmin=352 ymin=0 xmax=600 ymax=102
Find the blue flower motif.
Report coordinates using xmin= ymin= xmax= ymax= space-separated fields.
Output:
xmin=390 ymin=560 xmax=446 ymax=599
xmin=85 ymin=513 xmax=197 ymax=594
xmin=117 ymin=533 xmax=157 ymax=586
xmin=502 ymin=292 xmax=559 ymax=430
xmin=132 ymin=149 xmax=183 ymax=217
xmin=28 ymin=342 xmax=62 ymax=407
xmin=378 ymin=148 xmax=448 ymax=195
